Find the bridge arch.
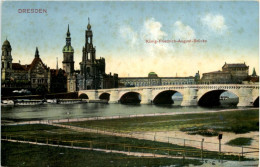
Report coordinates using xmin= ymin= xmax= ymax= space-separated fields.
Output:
xmin=99 ymin=92 xmax=110 ymax=101
xmin=78 ymin=93 xmax=89 ymax=99
xmin=198 ymin=90 xmax=239 ymax=107
xmin=253 ymin=96 xmax=259 ymax=107
xmin=119 ymin=91 xmax=141 ymax=104
xmin=152 ymin=90 xmax=183 ymax=105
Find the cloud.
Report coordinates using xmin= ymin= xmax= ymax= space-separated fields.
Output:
xmin=141 ymin=18 xmax=173 ymax=57
xmin=141 ymin=18 xmax=167 ymax=39
xmin=119 ymin=18 xmax=198 ymax=58
xmin=119 ymin=25 xmax=138 ymax=47
xmin=173 ymin=21 xmax=196 ymax=40
xmin=201 ymin=13 xmax=227 ymax=33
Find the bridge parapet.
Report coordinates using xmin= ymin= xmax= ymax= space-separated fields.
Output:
xmin=79 ymin=84 xmax=258 ymax=92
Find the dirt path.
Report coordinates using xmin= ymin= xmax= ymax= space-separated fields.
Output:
xmin=142 ymin=131 xmax=259 ymax=159
xmin=47 ymin=123 xmax=258 ymax=159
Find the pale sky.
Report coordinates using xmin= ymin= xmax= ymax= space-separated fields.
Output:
xmin=1 ymin=1 xmax=259 ymax=77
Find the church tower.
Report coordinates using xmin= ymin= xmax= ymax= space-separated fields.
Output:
xmin=1 ymin=39 xmax=13 ymax=80
xmin=79 ymin=18 xmax=106 ymax=90
xmin=80 ymin=18 xmax=97 ymax=76
xmin=62 ymin=25 xmax=74 ymax=74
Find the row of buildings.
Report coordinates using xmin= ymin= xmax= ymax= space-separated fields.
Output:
xmin=1 ymin=19 xmax=258 ymax=94
xmin=200 ymin=63 xmax=256 ymax=84
xmin=119 ymin=65 xmax=258 ymax=87
xmin=1 ymin=41 xmax=67 ymax=93
xmin=119 ymin=72 xmax=197 ymax=87
xmin=1 ymin=19 xmax=119 ymax=93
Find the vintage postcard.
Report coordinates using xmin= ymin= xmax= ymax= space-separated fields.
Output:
xmin=1 ymin=1 xmax=259 ymax=166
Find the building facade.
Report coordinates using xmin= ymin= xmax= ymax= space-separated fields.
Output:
xmin=119 ymin=72 xmax=195 ymax=87
xmin=29 ymin=48 xmax=51 ymax=90
xmin=50 ymin=69 xmax=67 ymax=93
xmin=201 ymin=62 xmax=249 ymax=84
xmin=1 ymin=41 xmax=51 ymax=91
xmin=1 ymin=40 xmax=67 ymax=93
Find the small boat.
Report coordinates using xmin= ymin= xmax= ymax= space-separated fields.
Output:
xmin=1 ymin=100 xmax=15 ymax=106
xmin=14 ymin=99 xmax=44 ymax=106
xmin=46 ymin=99 xmax=58 ymax=104
xmin=58 ymin=99 xmax=85 ymax=104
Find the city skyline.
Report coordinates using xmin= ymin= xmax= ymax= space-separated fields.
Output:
xmin=1 ymin=1 xmax=259 ymax=77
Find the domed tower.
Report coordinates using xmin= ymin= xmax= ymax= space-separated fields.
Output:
xmin=1 ymin=39 xmax=13 ymax=80
xmin=195 ymin=71 xmax=200 ymax=83
xmin=62 ymin=24 xmax=74 ymax=74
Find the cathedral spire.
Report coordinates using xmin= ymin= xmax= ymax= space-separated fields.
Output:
xmin=35 ymin=47 xmax=39 ymax=58
xmin=65 ymin=25 xmax=72 ymax=47
xmin=67 ymin=24 xmax=70 ymax=37
xmin=56 ymin=57 xmax=58 ymax=70
xmin=87 ymin=17 xmax=91 ymax=30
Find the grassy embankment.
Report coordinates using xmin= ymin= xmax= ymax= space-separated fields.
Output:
xmin=226 ymin=137 xmax=253 ymax=146
xmin=62 ymin=109 xmax=259 ymax=137
xmin=2 ymin=141 xmax=203 ymax=167
xmin=1 ymin=124 xmax=248 ymax=161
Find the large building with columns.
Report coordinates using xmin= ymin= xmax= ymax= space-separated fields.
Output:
xmin=119 ymin=72 xmax=198 ymax=87
xmin=201 ymin=62 xmax=249 ymax=84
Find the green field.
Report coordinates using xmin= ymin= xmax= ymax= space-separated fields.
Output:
xmin=2 ymin=141 xmax=204 ymax=167
xmin=1 ymin=124 xmax=250 ymax=161
xmin=62 ymin=109 xmax=259 ymax=136
xmin=226 ymin=137 xmax=253 ymax=146
xmin=2 ymin=109 xmax=258 ymax=166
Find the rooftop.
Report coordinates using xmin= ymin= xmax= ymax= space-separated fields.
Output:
xmin=12 ymin=63 xmax=26 ymax=71
xmin=203 ymin=70 xmax=230 ymax=74
xmin=223 ymin=63 xmax=248 ymax=68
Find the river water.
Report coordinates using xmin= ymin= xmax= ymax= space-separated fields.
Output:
xmin=1 ymin=100 xmax=242 ymax=123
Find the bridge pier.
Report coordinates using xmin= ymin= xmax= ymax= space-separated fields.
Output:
xmin=109 ymin=90 xmax=120 ymax=104
xmin=181 ymin=88 xmax=198 ymax=106
xmin=86 ymin=91 xmax=99 ymax=101
xmin=237 ymin=88 xmax=254 ymax=107
xmin=140 ymin=88 xmax=152 ymax=104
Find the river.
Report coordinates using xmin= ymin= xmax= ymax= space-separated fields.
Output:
xmin=1 ymin=99 xmax=242 ymax=123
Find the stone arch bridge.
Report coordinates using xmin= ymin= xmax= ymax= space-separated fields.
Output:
xmin=78 ymin=84 xmax=259 ymax=107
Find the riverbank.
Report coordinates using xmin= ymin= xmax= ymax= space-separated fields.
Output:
xmin=3 ymin=108 xmax=259 ymax=159
xmin=55 ymin=108 xmax=258 ymax=159
xmin=1 ymin=92 xmax=79 ymax=100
